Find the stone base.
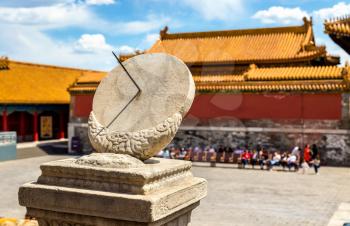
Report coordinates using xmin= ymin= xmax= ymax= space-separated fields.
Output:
xmin=26 ymin=202 xmax=198 ymax=226
xmin=19 ymin=155 xmax=207 ymax=226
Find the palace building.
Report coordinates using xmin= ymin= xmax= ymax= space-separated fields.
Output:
xmin=68 ymin=18 xmax=350 ymax=165
xmin=0 ymin=57 xmax=105 ymax=142
xmin=324 ymin=16 xmax=350 ymax=54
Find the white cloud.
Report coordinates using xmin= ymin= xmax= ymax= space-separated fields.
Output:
xmin=252 ymin=6 xmax=309 ymax=24
xmin=181 ymin=0 xmax=244 ymax=21
xmin=75 ymin=34 xmax=113 ymax=52
xmin=0 ymin=3 xmax=95 ymax=29
xmin=85 ymin=0 xmax=115 ymax=5
xmin=313 ymin=2 xmax=350 ymax=20
xmin=0 ymin=1 xmax=172 ymax=70
xmin=117 ymin=14 xmax=170 ymax=35
xmin=144 ymin=33 xmax=159 ymax=45
xmin=0 ymin=3 xmax=169 ymax=35
xmin=0 ymin=25 xmax=116 ymax=70
xmin=118 ymin=45 xmax=137 ymax=54
xmin=0 ymin=0 xmax=74 ymax=7
xmin=135 ymin=33 xmax=159 ymax=51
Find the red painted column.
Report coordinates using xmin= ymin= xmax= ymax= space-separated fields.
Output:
xmin=2 ymin=109 xmax=8 ymax=131
xmin=33 ymin=111 xmax=38 ymax=141
xmin=59 ymin=111 xmax=65 ymax=139
xmin=19 ymin=111 xmax=25 ymax=141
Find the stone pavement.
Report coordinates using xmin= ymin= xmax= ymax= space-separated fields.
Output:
xmin=0 ymin=155 xmax=73 ymax=218
xmin=16 ymin=140 xmax=69 ymax=160
xmin=191 ymin=163 xmax=350 ymax=226
xmin=327 ymin=203 xmax=350 ymax=226
xmin=1 ymin=157 xmax=350 ymax=226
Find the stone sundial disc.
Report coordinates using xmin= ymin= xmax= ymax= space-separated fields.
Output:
xmin=88 ymin=53 xmax=195 ymax=160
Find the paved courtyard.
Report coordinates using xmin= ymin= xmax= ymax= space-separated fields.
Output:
xmin=0 ymin=153 xmax=349 ymax=226
xmin=191 ymin=163 xmax=350 ymax=226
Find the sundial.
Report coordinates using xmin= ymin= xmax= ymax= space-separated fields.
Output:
xmin=88 ymin=53 xmax=195 ymax=160
xmin=19 ymin=53 xmax=207 ymax=226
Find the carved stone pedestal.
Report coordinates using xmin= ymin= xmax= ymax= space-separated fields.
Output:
xmin=18 ymin=154 xmax=207 ymax=226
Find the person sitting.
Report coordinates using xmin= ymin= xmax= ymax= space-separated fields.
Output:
xmin=251 ymin=150 xmax=258 ymax=169
xmin=267 ymin=151 xmax=281 ymax=170
xmin=178 ymin=148 xmax=186 ymax=160
xmin=301 ymin=159 xmax=310 ymax=174
xmin=287 ymin=154 xmax=298 ymax=171
xmin=280 ymin=152 xmax=288 ymax=170
xmin=258 ymin=149 xmax=268 ymax=170
xmin=240 ymin=150 xmax=251 ymax=169
xmin=163 ymin=149 xmax=171 ymax=159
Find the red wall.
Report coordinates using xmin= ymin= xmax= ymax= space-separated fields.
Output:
xmin=189 ymin=93 xmax=341 ymax=120
xmin=73 ymin=93 xmax=342 ymax=120
xmin=74 ymin=95 xmax=93 ymax=118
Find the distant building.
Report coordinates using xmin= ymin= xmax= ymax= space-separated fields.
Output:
xmin=324 ymin=16 xmax=350 ymax=54
xmin=0 ymin=57 xmax=105 ymax=142
xmin=69 ymin=18 xmax=350 ymax=165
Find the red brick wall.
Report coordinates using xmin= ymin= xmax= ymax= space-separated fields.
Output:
xmin=72 ymin=93 xmax=342 ymax=120
xmin=189 ymin=93 xmax=341 ymax=120
xmin=73 ymin=95 xmax=93 ymax=118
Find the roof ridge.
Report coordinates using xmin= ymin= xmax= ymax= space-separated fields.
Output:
xmin=325 ymin=15 xmax=350 ymax=24
xmin=252 ymin=65 xmax=339 ymax=70
xmin=8 ymin=59 xmax=106 ymax=73
xmin=160 ymin=23 xmax=307 ymax=40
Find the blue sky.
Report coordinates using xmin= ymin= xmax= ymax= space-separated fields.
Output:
xmin=0 ymin=0 xmax=349 ymax=70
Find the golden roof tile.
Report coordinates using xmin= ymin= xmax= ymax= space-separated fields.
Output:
xmin=148 ymin=18 xmax=326 ymax=64
xmin=0 ymin=60 xmax=105 ymax=104
xmin=69 ymin=64 xmax=348 ymax=94
xmin=246 ymin=66 xmax=344 ymax=81
xmin=193 ymin=75 xmax=245 ymax=83
xmin=324 ymin=16 xmax=350 ymax=37
xmin=195 ymin=81 xmax=347 ymax=92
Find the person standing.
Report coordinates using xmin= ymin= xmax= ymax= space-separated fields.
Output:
xmin=312 ymin=154 xmax=321 ymax=175
xmin=311 ymin=144 xmax=319 ymax=160
xmin=258 ymin=149 xmax=268 ymax=170
xmin=304 ymin=144 xmax=311 ymax=163
xmin=291 ymin=146 xmax=300 ymax=158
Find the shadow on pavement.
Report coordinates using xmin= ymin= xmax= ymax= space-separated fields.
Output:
xmin=16 ymin=141 xmax=82 ymax=160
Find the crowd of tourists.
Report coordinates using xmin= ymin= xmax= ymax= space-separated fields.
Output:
xmin=158 ymin=144 xmax=321 ymax=174
xmin=237 ymin=144 xmax=321 ymax=174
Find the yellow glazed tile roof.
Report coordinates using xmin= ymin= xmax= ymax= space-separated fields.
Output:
xmin=147 ymin=18 xmax=326 ymax=64
xmin=70 ymin=65 xmax=349 ymax=93
xmin=193 ymin=75 xmax=245 ymax=83
xmin=194 ymin=65 xmax=348 ymax=92
xmin=196 ymin=82 xmax=347 ymax=92
xmin=0 ymin=60 xmax=105 ymax=104
xmin=325 ymin=16 xmax=350 ymax=36
xmin=246 ymin=66 xmax=344 ymax=81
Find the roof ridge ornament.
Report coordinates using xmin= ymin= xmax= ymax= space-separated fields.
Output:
xmin=303 ymin=17 xmax=312 ymax=27
xmin=301 ymin=16 xmax=315 ymax=51
xmin=160 ymin=26 xmax=169 ymax=40
xmin=0 ymin=56 xmax=9 ymax=70
xmin=249 ymin=64 xmax=257 ymax=70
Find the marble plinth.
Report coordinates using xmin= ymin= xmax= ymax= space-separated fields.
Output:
xmin=18 ymin=155 xmax=207 ymax=226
